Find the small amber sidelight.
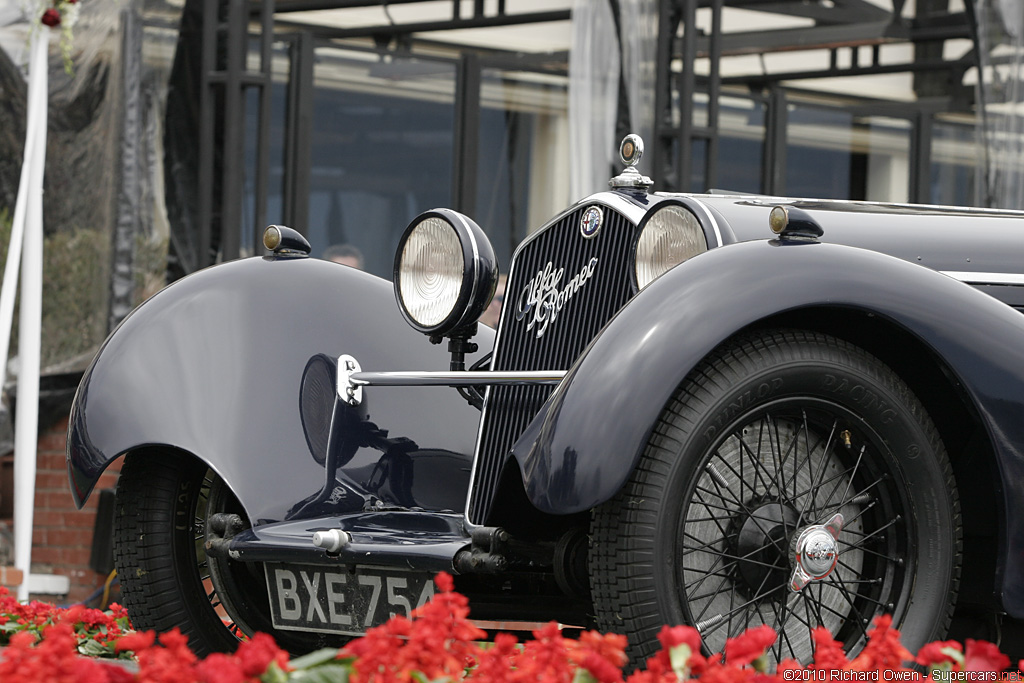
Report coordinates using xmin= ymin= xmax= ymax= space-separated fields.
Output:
xmin=263 ymin=226 xmax=282 ymax=250
xmin=769 ymin=206 xmax=788 ymax=234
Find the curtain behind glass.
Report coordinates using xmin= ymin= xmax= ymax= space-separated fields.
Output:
xmin=307 ymin=47 xmax=455 ymax=279
xmin=974 ymin=0 xmax=1024 ymax=209
xmin=0 ymin=0 xmax=127 ymax=371
xmin=569 ymin=0 xmax=619 ymax=201
xmin=619 ymin=0 xmax=656 ymax=172
xmin=569 ymin=0 xmax=657 ymax=201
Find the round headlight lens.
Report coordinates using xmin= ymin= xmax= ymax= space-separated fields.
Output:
xmin=635 ymin=204 xmax=707 ymax=289
xmin=398 ymin=217 xmax=465 ymax=328
xmin=395 ymin=209 xmax=497 ymax=337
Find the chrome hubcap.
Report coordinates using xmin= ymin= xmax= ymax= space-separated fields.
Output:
xmin=790 ymin=512 xmax=844 ymax=591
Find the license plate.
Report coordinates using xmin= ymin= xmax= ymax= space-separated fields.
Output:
xmin=264 ymin=563 xmax=436 ymax=636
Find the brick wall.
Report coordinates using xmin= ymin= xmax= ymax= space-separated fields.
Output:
xmin=19 ymin=416 xmax=121 ymax=604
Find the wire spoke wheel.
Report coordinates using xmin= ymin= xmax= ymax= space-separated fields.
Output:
xmin=680 ymin=403 xmax=902 ymax=661
xmin=589 ymin=330 xmax=960 ymax=666
xmin=199 ymin=472 xmax=259 ymax=642
xmin=114 ymin=454 xmax=336 ymax=656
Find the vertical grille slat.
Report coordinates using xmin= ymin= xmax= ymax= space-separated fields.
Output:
xmin=468 ymin=205 xmax=637 ymax=525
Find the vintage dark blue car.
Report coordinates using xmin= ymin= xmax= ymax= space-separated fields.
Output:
xmin=67 ymin=135 xmax=1024 ymax=664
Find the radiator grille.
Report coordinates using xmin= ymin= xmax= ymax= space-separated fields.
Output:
xmin=467 ymin=204 xmax=637 ymax=525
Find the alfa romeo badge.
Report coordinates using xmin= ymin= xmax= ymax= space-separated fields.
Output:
xmin=580 ymin=206 xmax=603 ymax=239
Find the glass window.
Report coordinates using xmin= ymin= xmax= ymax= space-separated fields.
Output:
xmin=684 ymin=93 xmax=765 ymax=193
xmin=786 ymin=104 xmax=911 ymax=202
xmin=931 ymin=119 xmax=979 ymax=207
xmin=475 ymin=68 xmax=569 ymax=269
xmin=308 ymin=47 xmax=456 ymax=278
xmin=716 ymin=95 xmax=765 ymax=194
xmin=241 ymin=40 xmax=291 ymax=259
xmin=690 ymin=138 xmax=707 ymax=193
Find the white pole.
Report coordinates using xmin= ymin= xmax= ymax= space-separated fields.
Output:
xmin=0 ymin=28 xmax=46 ymax=394
xmin=13 ymin=24 xmax=50 ymax=602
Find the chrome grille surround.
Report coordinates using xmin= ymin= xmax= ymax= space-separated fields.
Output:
xmin=465 ymin=194 xmax=645 ymax=526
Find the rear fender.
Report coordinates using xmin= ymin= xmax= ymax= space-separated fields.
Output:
xmin=510 ymin=239 xmax=1024 ymax=611
xmin=67 ymin=256 xmax=491 ymax=524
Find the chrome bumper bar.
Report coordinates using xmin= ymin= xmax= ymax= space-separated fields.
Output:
xmin=349 ymin=370 xmax=565 ymax=387
xmin=338 ymin=354 xmax=564 ymax=406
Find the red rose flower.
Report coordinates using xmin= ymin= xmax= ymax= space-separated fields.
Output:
xmin=236 ymin=631 xmax=290 ymax=677
xmin=657 ymin=624 xmax=701 ymax=654
xmin=724 ymin=624 xmax=777 ymax=667
xmin=195 ymin=652 xmax=246 ymax=683
xmin=576 ymin=630 xmax=629 ymax=670
xmin=435 ymin=571 xmax=455 ymax=593
xmin=623 ymin=669 xmax=660 ymax=683
xmin=810 ymin=627 xmax=850 ymax=671
xmin=915 ymin=641 xmax=963 ymax=668
xmin=469 ymin=632 xmax=518 ymax=683
xmin=849 ymin=615 xmax=912 ymax=672
xmin=41 ymin=8 xmax=61 ymax=26
xmin=963 ymin=639 xmax=1010 ymax=673
xmin=581 ymin=651 xmax=625 ymax=683
xmin=115 ymin=630 xmax=157 ymax=654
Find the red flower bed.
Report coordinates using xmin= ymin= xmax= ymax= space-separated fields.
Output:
xmin=0 ymin=587 xmax=132 ymax=658
xmin=0 ymin=577 xmax=1019 ymax=683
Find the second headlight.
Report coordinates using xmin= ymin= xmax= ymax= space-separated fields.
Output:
xmin=634 ymin=202 xmax=708 ymax=290
xmin=394 ymin=209 xmax=497 ymax=337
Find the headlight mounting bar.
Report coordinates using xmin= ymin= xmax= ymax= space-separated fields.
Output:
xmin=337 ymin=354 xmax=564 ymax=407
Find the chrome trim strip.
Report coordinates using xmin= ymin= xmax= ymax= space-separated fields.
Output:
xmin=687 ymin=197 xmax=724 ymax=247
xmin=941 ymin=271 xmax=1024 ymax=285
xmin=464 ymin=384 xmax=492 ymax=530
xmin=588 ymin=192 xmax=649 ymax=223
xmin=699 ymin=192 xmax=1024 ymax=218
xmin=456 ymin=211 xmax=485 ymax=319
xmin=348 ymin=370 xmax=566 ymax=387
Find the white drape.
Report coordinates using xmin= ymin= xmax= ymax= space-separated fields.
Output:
xmin=975 ymin=0 xmax=1024 ymax=208
xmin=2 ymin=22 xmax=49 ymax=601
xmin=569 ymin=0 xmax=620 ymax=201
xmin=619 ymin=0 xmax=657 ymax=171
xmin=569 ymin=0 xmax=658 ymax=201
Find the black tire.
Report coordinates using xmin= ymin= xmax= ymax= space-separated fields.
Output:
xmin=590 ymin=330 xmax=961 ymax=665
xmin=114 ymin=454 xmax=305 ymax=656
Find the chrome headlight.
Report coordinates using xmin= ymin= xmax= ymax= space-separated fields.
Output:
xmin=394 ymin=209 xmax=497 ymax=337
xmin=634 ymin=202 xmax=708 ymax=289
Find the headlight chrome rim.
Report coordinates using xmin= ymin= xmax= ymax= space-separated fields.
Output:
xmin=394 ymin=209 xmax=497 ymax=337
xmin=633 ymin=201 xmax=709 ymax=290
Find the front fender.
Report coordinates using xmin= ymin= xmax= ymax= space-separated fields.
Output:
xmin=511 ymin=239 xmax=1024 ymax=604
xmin=67 ymin=256 xmax=491 ymax=524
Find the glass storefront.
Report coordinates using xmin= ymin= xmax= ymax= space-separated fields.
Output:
xmin=306 ymin=47 xmax=456 ymax=277
xmin=240 ymin=41 xmax=291 ymax=259
xmin=931 ymin=118 xmax=980 ymax=207
xmin=691 ymin=94 xmax=766 ymax=194
xmin=297 ymin=56 xmax=570 ymax=277
xmin=0 ymin=0 xmax=1004 ymax=372
xmin=476 ymin=68 xmax=569 ymax=269
xmin=786 ymin=105 xmax=912 ymax=202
